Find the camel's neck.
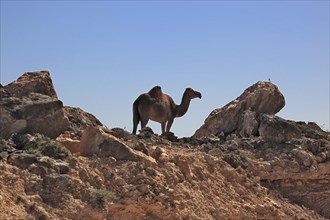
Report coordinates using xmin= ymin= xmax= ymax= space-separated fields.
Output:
xmin=175 ymin=92 xmax=191 ymax=117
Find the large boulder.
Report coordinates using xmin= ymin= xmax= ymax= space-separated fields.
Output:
xmin=0 ymin=71 xmax=69 ymax=139
xmin=1 ymin=71 xmax=105 ymax=141
xmin=80 ymin=127 xmax=156 ymax=164
xmin=194 ymin=81 xmax=285 ymax=138
xmin=7 ymin=152 xmax=38 ymax=169
xmin=55 ymin=137 xmax=81 ymax=153
xmin=0 ymin=93 xmax=69 ymax=139
xmin=258 ymin=114 xmax=301 ymax=143
xmin=63 ymin=106 xmax=103 ymax=134
xmin=55 ymin=106 xmax=104 ymax=149
xmin=3 ymin=71 xmax=58 ymax=99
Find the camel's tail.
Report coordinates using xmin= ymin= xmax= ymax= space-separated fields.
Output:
xmin=132 ymin=99 xmax=140 ymax=134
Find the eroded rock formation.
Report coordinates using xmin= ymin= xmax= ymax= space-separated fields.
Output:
xmin=3 ymin=71 xmax=58 ymax=99
xmin=0 ymin=71 xmax=67 ymax=138
xmin=0 ymin=71 xmax=102 ymax=139
xmin=192 ymin=81 xmax=330 ymax=218
xmin=194 ymin=81 xmax=285 ymax=138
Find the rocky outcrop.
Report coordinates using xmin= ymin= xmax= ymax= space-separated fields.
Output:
xmin=258 ymin=114 xmax=301 ymax=142
xmin=191 ymin=80 xmax=330 ymax=218
xmin=0 ymin=71 xmax=103 ymax=140
xmin=0 ymin=92 xmax=69 ymax=139
xmin=194 ymin=81 xmax=285 ymax=138
xmin=55 ymin=107 xmax=104 ymax=151
xmin=63 ymin=106 xmax=103 ymax=134
xmin=2 ymin=71 xmax=58 ymax=99
xmin=80 ymin=127 xmax=156 ymax=164
xmin=0 ymin=71 xmax=69 ymax=139
xmin=248 ymin=138 xmax=330 ymax=218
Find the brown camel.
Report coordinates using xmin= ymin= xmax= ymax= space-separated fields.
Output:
xmin=132 ymin=86 xmax=202 ymax=134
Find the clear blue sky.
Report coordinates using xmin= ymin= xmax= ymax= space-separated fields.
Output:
xmin=1 ymin=1 xmax=329 ymax=136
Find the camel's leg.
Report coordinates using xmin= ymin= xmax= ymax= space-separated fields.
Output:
xmin=133 ymin=124 xmax=138 ymax=135
xmin=140 ymin=116 xmax=149 ymax=130
xmin=132 ymin=100 xmax=140 ymax=134
xmin=133 ymin=115 xmax=139 ymax=134
xmin=165 ymin=118 xmax=174 ymax=133
xmin=161 ymin=122 xmax=166 ymax=134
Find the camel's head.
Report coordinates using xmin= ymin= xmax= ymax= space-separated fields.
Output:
xmin=185 ymin=88 xmax=202 ymax=99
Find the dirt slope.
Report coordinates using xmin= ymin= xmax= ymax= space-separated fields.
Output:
xmin=1 ymin=128 xmax=328 ymax=220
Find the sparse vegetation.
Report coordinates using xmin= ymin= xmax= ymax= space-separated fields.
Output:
xmin=24 ymin=134 xmax=70 ymax=160
xmin=209 ymin=150 xmax=222 ymax=157
xmin=91 ymin=188 xmax=117 ymax=208
xmin=224 ymin=151 xmax=248 ymax=169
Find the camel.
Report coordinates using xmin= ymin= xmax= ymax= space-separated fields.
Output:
xmin=132 ymin=86 xmax=202 ymax=134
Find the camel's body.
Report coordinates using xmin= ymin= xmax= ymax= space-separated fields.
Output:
xmin=132 ymin=86 xmax=201 ymax=134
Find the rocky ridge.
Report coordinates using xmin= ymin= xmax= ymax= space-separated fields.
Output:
xmin=0 ymin=71 xmax=329 ymax=219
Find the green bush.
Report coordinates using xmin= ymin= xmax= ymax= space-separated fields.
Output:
xmin=91 ymin=188 xmax=117 ymax=208
xmin=24 ymin=134 xmax=70 ymax=160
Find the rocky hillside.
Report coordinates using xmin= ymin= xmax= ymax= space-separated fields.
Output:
xmin=0 ymin=71 xmax=329 ymax=220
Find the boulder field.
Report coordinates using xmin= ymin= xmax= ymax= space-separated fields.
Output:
xmin=0 ymin=71 xmax=329 ymax=219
